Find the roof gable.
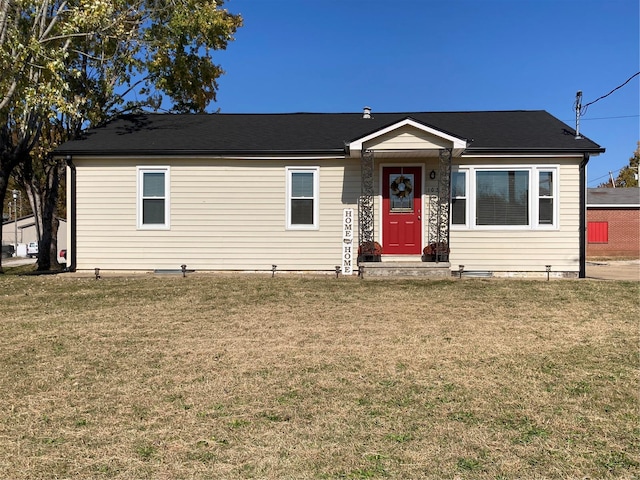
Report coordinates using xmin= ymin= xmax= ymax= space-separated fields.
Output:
xmin=348 ymin=117 xmax=468 ymax=157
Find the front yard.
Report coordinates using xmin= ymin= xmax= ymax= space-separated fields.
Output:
xmin=0 ymin=274 xmax=638 ymax=478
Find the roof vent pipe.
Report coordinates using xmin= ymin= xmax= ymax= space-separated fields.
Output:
xmin=363 ymin=106 xmax=372 ymax=119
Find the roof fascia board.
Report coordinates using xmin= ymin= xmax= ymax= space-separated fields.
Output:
xmin=462 ymin=153 xmax=586 ymax=158
xmin=348 ymin=118 xmax=468 ymax=155
xmin=465 ymin=148 xmax=605 ymax=155
xmin=54 ymin=151 xmax=347 ymax=159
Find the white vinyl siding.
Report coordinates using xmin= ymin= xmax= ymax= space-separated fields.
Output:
xmin=70 ymin=154 xmax=581 ymax=275
xmin=72 ymin=157 xmax=359 ymax=271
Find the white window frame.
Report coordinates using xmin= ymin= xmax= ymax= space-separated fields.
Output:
xmin=536 ymin=169 xmax=557 ymax=228
xmin=286 ymin=166 xmax=319 ymax=230
xmin=452 ymin=165 xmax=559 ymax=230
xmin=137 ymin=166 xmax=170 ymax=230
xmin=450 ymin=169 xmax=469 ymax=229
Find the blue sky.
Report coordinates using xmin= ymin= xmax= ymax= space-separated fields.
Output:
xmin=212 ymin=0 xmax=639 ymax=186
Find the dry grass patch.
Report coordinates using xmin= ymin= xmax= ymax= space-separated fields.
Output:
xmin=0 ymin=274 xmax=638 ymax=479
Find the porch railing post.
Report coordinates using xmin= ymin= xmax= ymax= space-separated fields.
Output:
xmin=358 ymin=149 xmax=375 ymax=260
xmin=436 ymin=148 xmax=452 ymax=262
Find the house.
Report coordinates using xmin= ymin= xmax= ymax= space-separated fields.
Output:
xmin=1 ymin=215 xmax=67 ymax=257
xmin=54 ymin=109 xmax=604 ymax=277
xmin=587 ymin=188 xmax=640 ymax=258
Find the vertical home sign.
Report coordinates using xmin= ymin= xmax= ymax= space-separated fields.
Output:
xmin=342 ymin=208 xmax=354 ymax=275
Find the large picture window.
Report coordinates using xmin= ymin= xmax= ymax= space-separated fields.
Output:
xmin=286 ymin=167 xmax=319 ymax=229
xmin=138 ymin=167 xmax=170 ymax=229
xmin=476 ymin=170 xmax=529 ymax=226
xmin=451 ymin=166 xmax=558 ymax=229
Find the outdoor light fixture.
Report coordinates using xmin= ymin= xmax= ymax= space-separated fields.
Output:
xmin=272 ymin=264 xmax=277 ymax=277
xmin=546 ymin=265 xmax=551 ymax=281
xmin=458 ymin=264 xmax=465 ymax=279
xmin=94 ymin=268 xmax=101 ymax=280
xmin=181 ymin=264 xmax=187 ymax=277
xmin=335 ymin=265 xmax=341 ymax=278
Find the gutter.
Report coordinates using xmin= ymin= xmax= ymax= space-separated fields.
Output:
xmin=65 ymin=155 xmax=77 ymax=272
xmin=462 ymin=147 xmax=605 ymax=155
xmin=579 ymin=153 xmax=589 ymax=278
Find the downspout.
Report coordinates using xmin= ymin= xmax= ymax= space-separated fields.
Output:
xmin=579 ymin=153 xmax=590 ymax=278
xmin=65 ymin=155 xmax=77 ymax=272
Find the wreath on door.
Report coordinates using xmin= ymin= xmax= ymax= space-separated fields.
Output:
xmin=390 ymin=175 xmax=413 ymax=198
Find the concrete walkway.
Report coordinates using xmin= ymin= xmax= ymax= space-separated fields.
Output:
xmin=586 ymin=260 xmax=640 ymax=281
xmin=1 ymin=256 xmax=37 ymax=268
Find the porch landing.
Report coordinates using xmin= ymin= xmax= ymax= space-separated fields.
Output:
xmin=359 ymin=260 xmax=451 ymax=278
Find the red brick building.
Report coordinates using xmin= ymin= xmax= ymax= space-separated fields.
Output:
xmin=587 ymin=188 xmax=640 ymax=258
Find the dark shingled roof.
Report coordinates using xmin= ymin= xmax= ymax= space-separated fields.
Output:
xmin=587 ymin=188 xmax=640 ymax=206
xmin=55 ymin=110 xmax=604 ymax=156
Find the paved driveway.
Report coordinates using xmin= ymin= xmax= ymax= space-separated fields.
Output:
xmin=586 ymin=260 xmax=640 ymax=281
xmin=1 ymin=257 xmax=37 ymax=268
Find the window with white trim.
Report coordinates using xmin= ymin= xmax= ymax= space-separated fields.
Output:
xmin=451 ymin=166 xmax=558 ymax=229
xmin=138 ymin=167 xmax=170 ymax=229
xmin=286 ymin=167 xmax=319 ymax=229
xmin=537 ymin=170 xmax=555 ymax=225
xmin=451 ymin=170 xmax=467 ymax=225
xmin=476 ymin=170 xmax=530 ymax=226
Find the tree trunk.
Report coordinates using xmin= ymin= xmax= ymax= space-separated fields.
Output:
xmin=36 ymin=160 xmax=63 ymax=271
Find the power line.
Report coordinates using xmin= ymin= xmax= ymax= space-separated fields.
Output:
xmin=577 ymin=72 xmax=640 ymax=117
xmin=562 ymin=114 xmax=639 ymax=123
xmin=587 ymin=165 xmax=629 ymax=186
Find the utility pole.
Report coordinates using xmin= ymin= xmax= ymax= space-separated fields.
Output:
xmin=574 ymin=91 xmax=582 ymax=139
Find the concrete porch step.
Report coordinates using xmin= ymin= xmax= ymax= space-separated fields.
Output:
xmin=360 ymin=261 xmax=451 ymax=278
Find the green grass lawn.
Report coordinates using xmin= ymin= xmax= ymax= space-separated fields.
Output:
xmin=0 ymin=273 xmax=638 ymax=479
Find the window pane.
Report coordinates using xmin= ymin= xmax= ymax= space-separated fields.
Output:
xmin=539 ymin=198 xmax=553 ymax=224
xmin=476 ymin=171 xmax=529 ymax=225
xmin=539 ymin=171 xmax=553 ymax=196
xmin=291 ymin=172 xmax=314 ymax=197
xmin=291 ymin=199 xmax=313 ymax=224
xmin=452 ymin=171 xmax=466 ymax=197
xmin=451 ymin=198 xmax=466 ymax=225
xmin=143 ymin=199 xmax=165 ymax=224
xmin=143 ymin=172 xmax=165 ymax=197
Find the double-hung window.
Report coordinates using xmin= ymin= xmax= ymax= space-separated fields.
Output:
xmin=451 ymin=170 xmax=468 ymax=226
xmin=138 ymin=167 xmax=170 ymax=229
xmin=537 ymin=170 xmax=555 ymax=225
xmin=451 ymin=166 xmax=558 ymax=229
xmin=286 ymin=167 xmax=319 ymax=229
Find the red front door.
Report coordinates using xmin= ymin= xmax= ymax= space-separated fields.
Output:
xmin=382 ymin=166 xmax=422 ymax=255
